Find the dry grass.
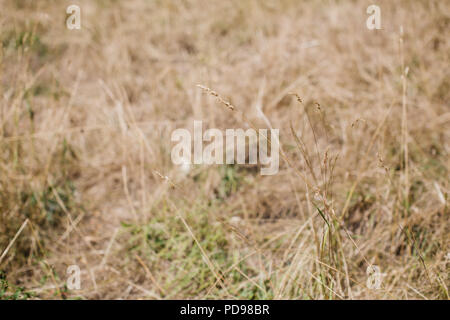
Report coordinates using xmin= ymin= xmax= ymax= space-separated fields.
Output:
xmin=0 ymin=0 xmax=448 ymax=299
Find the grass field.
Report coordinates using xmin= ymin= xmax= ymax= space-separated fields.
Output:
xmin=0 ymin=0 xmax=448 ymax=299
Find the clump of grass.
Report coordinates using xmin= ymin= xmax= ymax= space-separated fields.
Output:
xmin=0 ymin=140 xmax=82 ymax=269
xmin=120 ymin=198 xmax=276 ymax=299
xmin=0 ymin=271 xmax=35 ymax=300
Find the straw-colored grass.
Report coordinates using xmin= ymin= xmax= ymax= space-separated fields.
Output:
xmin=0 ymin=0 xmax=448 ymax=299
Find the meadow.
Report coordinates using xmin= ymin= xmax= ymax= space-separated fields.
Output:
xmin=0 ymin=0 xmax=448 ymax=299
